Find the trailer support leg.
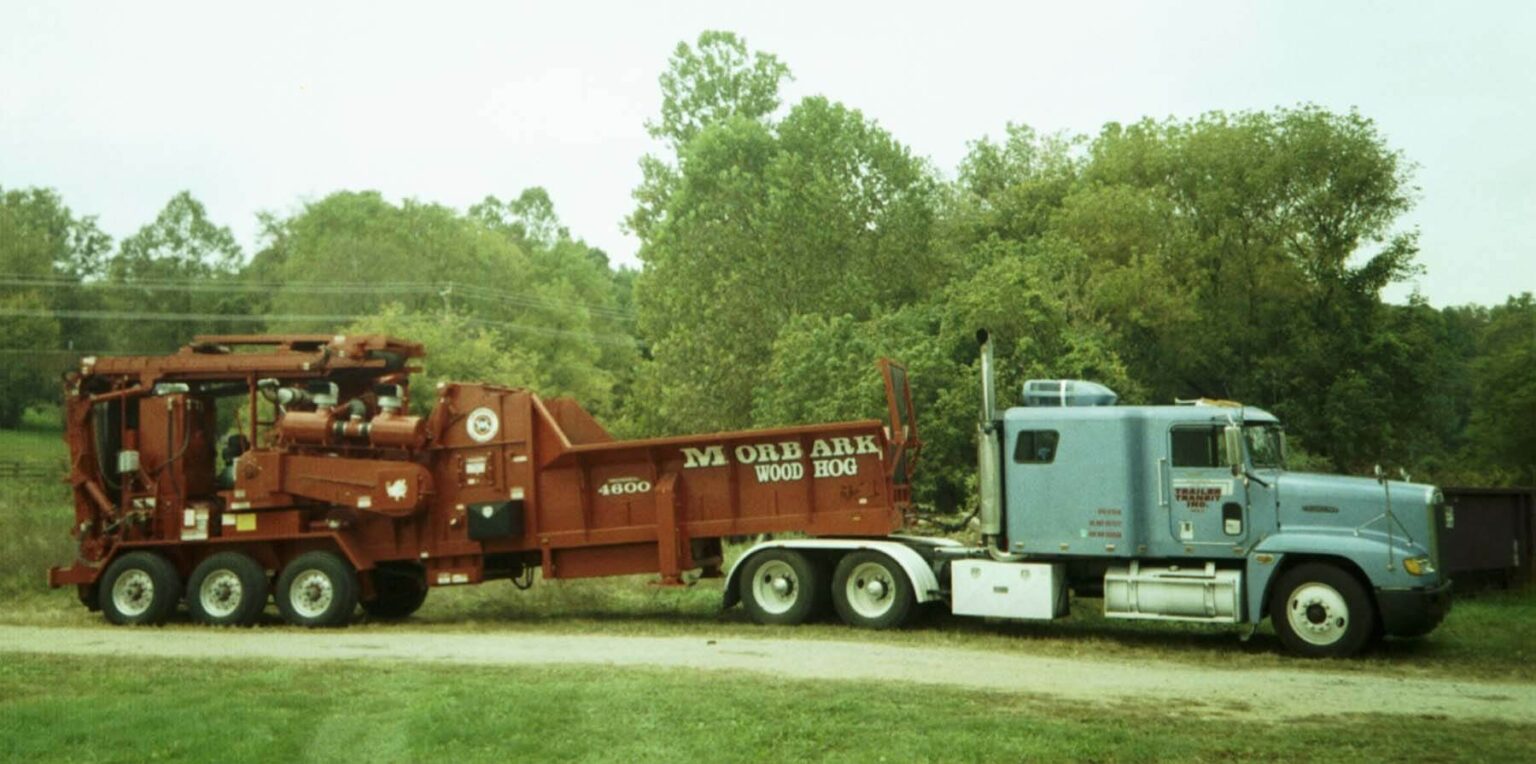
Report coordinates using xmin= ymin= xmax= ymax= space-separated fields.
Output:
xmin=653 ymin=473 xmax=687 ymax=587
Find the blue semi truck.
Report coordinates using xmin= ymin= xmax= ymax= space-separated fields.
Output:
xmin=727 ymin=330 xmax=1452 ymax=657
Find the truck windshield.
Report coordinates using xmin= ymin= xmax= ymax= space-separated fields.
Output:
xmin=1244 ymin=424 xmax=1285 ymax=469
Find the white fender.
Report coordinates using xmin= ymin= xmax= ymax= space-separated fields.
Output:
xmin=723 ymin=536 xmax=961 ymax=607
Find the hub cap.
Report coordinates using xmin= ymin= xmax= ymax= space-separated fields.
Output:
xmin=290 ymin=569 xmax=334 ymax=618
xmin=1287 ymin=582 xmax=1350 ymax=646
xmin=845 ymin=561 xmax=896 ymax=619
xmin=199 ymin=569 xmax=244 ymax=618
xmin=111 ymin=569 xmax=154 ymax=617
xmin=751 ymin=560 xmax=800 ymax=615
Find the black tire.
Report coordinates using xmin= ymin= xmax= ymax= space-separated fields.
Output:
xmin=739 ymin=549 xmax=825 ymax=626
xmin=1269 ymin=562 xmax=1376 ymax=658
xmin=275 ymin=551 xmax=359 ymax=628
xmin=187 ymin=551 xmax=269 ymax=627
xmin=361 ymin=564 xmax=429 ymax=619
xmin=831 ymin=551 xmax=915 ymax=629
xmin=100 ymin=551 xmax=181 ymax=626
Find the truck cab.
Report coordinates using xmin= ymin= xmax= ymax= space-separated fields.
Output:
xmin=996 ymin=387 xmax=1452 ymax=656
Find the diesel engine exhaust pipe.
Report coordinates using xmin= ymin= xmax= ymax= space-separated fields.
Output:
xmin=976 ymin=329 xmax=1002 ymax=539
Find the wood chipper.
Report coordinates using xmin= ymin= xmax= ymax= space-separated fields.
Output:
xmin=49 ymin=334 xmax=919 ymax=627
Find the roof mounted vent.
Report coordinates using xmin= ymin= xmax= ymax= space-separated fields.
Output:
xmin=1022 ymin=380 xmax=1118 ymax=407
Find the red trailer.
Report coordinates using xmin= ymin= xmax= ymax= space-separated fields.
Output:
xmin=50 ymin=334 xmax=920 ymax=627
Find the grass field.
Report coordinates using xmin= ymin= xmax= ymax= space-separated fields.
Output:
xmin=1 ymin=652 xmax=1532 ymax=763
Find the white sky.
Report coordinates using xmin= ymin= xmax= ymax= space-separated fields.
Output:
xmin=2 ymin=1 xmax=1532 ymax=306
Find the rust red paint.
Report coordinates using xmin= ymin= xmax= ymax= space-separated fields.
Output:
xmin=50 ymin=335 xmax=918 ymax=598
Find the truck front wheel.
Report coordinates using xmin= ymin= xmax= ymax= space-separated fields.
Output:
xmin=1269 ymin=562 xmax=1376 ymax=658
xmin=832 ymin=552 xmax=914 ymax=630
xmin=101 ymin=551 xmax=181 ymax=626
xmin=276 ymin=551 xmax=359 ymax=628
xmin=740 ymin=550 xmax=824 ymax=625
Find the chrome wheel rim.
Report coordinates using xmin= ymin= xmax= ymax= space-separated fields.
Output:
xmin=845 ymin=561 xmax=896 ymax=619
xmin=111 ymin=569 xmax=154 ymax=617
xmin=1287 ymin=582 xmax=1349 ymax=646
xmin=751 ymin=560 xmax=800 ymax=615
xmin=199 ymin=569 xmax=244 ymax=618
xmin=290 ymin=569 xmax=334 ymax=618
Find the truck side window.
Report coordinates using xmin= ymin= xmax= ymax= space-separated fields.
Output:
xmin=1171 ymin=426 xmax=1226 ymax=467
xmin=1013 ymin=430 xmax=1060 ymax=464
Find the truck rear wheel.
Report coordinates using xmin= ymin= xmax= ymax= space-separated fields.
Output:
xmin=101 ymin=551 xmax=182 ymax=626
xmin=276 ymin=551 xmax=359 ymax=628
xmin=832 ymin=551 xmax=914 ymax=630
xmin=1270 ymin=562 xmax=1375 ymax=658
xmin=188 ymin=552 xmax=269 ymax=627
xmin=362 ymin=564 xmax=428 ymax=619
xmin=740 ymin=550 xmax=824 ymax=625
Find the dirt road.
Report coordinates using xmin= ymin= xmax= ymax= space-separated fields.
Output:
xmin=2 ymin=624 xmax=1532 ymax=723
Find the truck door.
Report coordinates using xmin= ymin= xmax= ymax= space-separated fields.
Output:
xmin=1165 ymin=425 xmax=1248 ymax=551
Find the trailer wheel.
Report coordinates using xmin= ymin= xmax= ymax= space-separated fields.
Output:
xmin=362 ymin=564 xmax=428 ymax=619
xmin=832 ymin=551 xmax=915 ymax=630
xmin=188 ymin=552 xmax=269 ymax=627
xmin=276 ymin=551 xmax=359 ymax=628
xmin=740 ymin=550 xmax=824 ymax=625
xmin=101 ymin=551 xmax=181 ymax=626
xmin=1269 ymin=562 xmax=1375 ymax=658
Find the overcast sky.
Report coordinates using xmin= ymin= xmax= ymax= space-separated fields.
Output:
xmin=2 ymin=1 xmax=1532 ymax=306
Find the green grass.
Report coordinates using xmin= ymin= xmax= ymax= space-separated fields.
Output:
xmin=1 ymin=652 xmax=1531 ymax=763
xmin=0 ymin=409 xmax=67 ymax=464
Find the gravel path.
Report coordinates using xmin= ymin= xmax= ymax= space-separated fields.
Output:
xmin=3 ymin=625 xmax=1532 ymax=723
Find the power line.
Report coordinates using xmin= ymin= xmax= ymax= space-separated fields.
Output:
xmin=0 ymin=307 xmax=637 ymax=347
xmin=0 ymin=274 xmax=636 ymax=322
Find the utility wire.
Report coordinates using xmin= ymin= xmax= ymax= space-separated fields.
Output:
xmin=0 ymin=307 xmax=637 ymax=347
xmin=0 ymin=274 xmax=636 ymax=322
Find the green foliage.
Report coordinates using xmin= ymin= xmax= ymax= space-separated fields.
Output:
xmin=629 ymin=35 xmax=943 ymax=438
xmin=341 ymin=305 xmax=596 ymax=415
xmin=1467 ymin=294 xmax=1536 ymax=483
xmin=648 ymin=30 xmax=792 ymax=151
xmin=0 ymin=292 xmax=60 ymax=427
xmin=104 ymin=191 xmax=248 ymax=352
xmin=0 ymin=187 xmax=112 ymax=421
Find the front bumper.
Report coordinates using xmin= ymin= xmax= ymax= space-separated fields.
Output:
xmin=1376 ymin=580 xmax=1453 ymax=638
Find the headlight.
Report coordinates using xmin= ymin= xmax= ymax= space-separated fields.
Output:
xmin=1403 ymin=556 xmax=1435 ymax=576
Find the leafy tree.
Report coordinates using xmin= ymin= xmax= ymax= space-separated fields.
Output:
xmin=263 ymin=190 xmax=635 ymax=418
xmin=0 ymin=187 xmax=112 ymax=422
xmin=648 ymin=30 xmax=792 ymax=152
xmin=1466 ymin=294 xmax=1536 ymax=483
xmin=0 ymin=292 xmax=61 ymax=427
xmin=105 ymin=191 xmax=247 ymax=352
xmin=628 ymin=36 xmax=942 ymax=437
xmin=340 ymin=305 xmax=548 ymax=415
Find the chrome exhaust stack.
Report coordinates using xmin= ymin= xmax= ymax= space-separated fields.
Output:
xmin=976 ymin=329 xmax=1003 ymax=539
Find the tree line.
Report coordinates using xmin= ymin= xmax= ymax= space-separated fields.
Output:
xmin=1 ymin=31 xmax=1531 ymax=502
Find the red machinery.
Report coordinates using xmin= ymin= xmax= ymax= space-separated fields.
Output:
xmin=50 ymin=334 xmax=919 ymax=627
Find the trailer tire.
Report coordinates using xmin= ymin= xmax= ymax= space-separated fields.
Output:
xmin=276 ymin=551 xmax=359 ymax=628
xmin=1269 ymin=562 xmax=1375 ymax=658
xmin=101 ymin=551 xmax=181 ymax=626
xmin=740 ymin=550 xmax=824 ymax=626
xmin=362 ymin=564 xmax=428 ymax=620
xmin=831 ymin=551 xmax=915 ymax=630
xmin=188 ymin=552 xmax=269 ymax=627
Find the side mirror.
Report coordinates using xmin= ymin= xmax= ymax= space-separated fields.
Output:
xmin=1223 ymin=425 xmax=1244 ymax=472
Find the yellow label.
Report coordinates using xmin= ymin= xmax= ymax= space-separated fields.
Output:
xmin=235 ymin=514 xmax=257 ymax=532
